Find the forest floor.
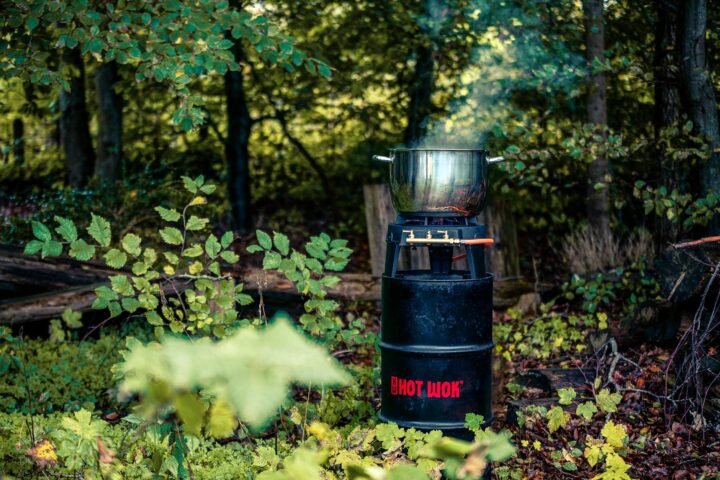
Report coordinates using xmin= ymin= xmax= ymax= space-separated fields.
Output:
xmin=1 ymin=299 xmax=719 ymax=479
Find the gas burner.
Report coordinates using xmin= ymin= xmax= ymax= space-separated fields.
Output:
xmin=395 ymin=214 xmax=477 ymax=226
xmin=384 ymin=220 xmax=490 ymax=278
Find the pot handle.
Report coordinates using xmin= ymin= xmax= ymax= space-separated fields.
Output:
xmin=372 ymin=155 xmax=394 ymax=163
xmin=487 ymin=156 xmax=505 ymax=164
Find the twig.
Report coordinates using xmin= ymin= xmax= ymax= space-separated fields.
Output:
xmin=672 ymin=236 xmax=720 ymax=249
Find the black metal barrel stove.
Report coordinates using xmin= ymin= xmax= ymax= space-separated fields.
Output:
xmin=372 ymin=148 xmax=504 ymax=437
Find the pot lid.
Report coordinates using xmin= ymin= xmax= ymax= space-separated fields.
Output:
xmin=391 ymin=147 xmax=488 ymax=152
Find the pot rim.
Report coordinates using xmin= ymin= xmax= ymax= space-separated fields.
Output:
xmin=390 ymin=147 xmax=488 ymax=153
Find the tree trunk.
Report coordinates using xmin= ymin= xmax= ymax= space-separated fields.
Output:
xmin=363 ymin=184 xmax=396 ymax=277
xmin=654 ymin=0 xmax=683 ymax=246
xmin=582 ymin=0 xmax=611 ymax=239
xmin=484 ymin=197 xmax=520 ymax=279
xmin=94 ymin=61 xmax=123 ymax=182
xmin=60 ymin=50 xmax=94 ymax=188
xmin=12 ymin=118 xmax=24 ymax=165
xmin=224 ymin=43 xmax=254 ymax=233
xmin=679 ymin=0 xmax=720 ymax=234
xmin=403 ymin=0 xmax=435 ymax=147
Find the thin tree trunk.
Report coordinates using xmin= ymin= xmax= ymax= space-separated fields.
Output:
xmin=225 ymin=43 xmax=254 ymax=233
xmin=94 ymin=61 xmax=123 ymax=182
xmin=60 ymin=50 xmax=94 ymax=188
xmin=679 ymin=0 xmax=720 ymax=234
xmin=403 ymin=0 xmax=435 ymax=147
xmin=654 ymin=0 xmax=683 ymax=245
xmin=12 ymin=118 xmax=24 ymax=165
xmin=582 ymin=0 xmax=611 ymax=239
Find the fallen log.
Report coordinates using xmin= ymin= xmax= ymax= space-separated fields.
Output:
xmin=0 ymin=283 xmax=102 ymax=325
xmin=0 ymin=269 xmax=383 ymax=325
xmin=0 ymin=244 xmax=117 ymax=296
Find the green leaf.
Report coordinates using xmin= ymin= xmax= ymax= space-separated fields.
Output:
xmin=263 ymin=251 xmax=282 ymax=269
xmin=306 ymin=243 xmax=326 ymax=260
xmin=236 ymin=293 xmax=253 ymax=306
xmin=146 ymin=311 xmax=164 ymax=326
xmin=54 ymin=216 xmax=78 ymax=242
xmin=305 ymin=258 xmax=323 ymax=274
xmin=273 ymin=232 xmax=290 ymax=256
xmin=575 ymin=401 xmax=597 ymax=420
xmin=208 ymin=399 xmax=236 ymax=438
xmin=61 ymin=308 xmax=82 ymax=329
xmin=546 ymin=406 xmax=569 ymax=433
xmin=319 ymin=276 xmax=340 ymax=288
xmin=108 ymin=301 xmax=122 ymax=318
xmin=246 ymin=244 xmax=264 ymax=253
xmin=601 ymin=420 xmax=627 ymax=448
xmin=32 ymin=221 xmax=52 ymax=242
xmin=221 ymin=250 xmax=240 ymax=263
xmin=24 ymin=240 xmax=43 ymax=255
xmin=174 ymin=392 xmax=207 ymax=437
xmin=121 ymin=233 xmax=142 ymax=256
xmin=68 ymin=239 xmax=95 ymax=261
xmin=119 ymin=316 xmax=349 ymax=428
xmin=317 ymin=62 xmax=331 ymax=78
xmin=324 ymin=258 xmax=348 ymax=272
xmin=205 ymin=234 xmax=221 ymax=258
xmin=110 ymin=275 xmax=134 ymax=296
xmin=182 ymin=176 xmax=198 ymax=193
xmin=121 ymin=297 xmax=141 ymax=313
xmin=186 ymin=215 xmax=209 ymax=231
xmin=41 ymin=240 xmax=63 ymax=258
xmin=329 ymin=239 xmax=348 ymax=249
xmin=557 ymin=387 xmax=576 ymax=406
xmin=132 ymin=261 xmax=148 ymax=276
xmin=155 ymin=206 xmax=182 ymax=222
xmin=464 ymin=413 xmax=485 ymax=431
xmin=104 ymin=249 xmax=128 ymax=269
xmin=256 ymin=230 xmax=272 ymax=250
xmin=199 ymin=184 xmax=216 ymax=195
xmin=182 ymin=244 xmax=204 ymax=258
xmin=87 ymin=214 xmax=112 ymax=247
xmin=220 ymin=231 xmax=234 ymax=248
xmin=160 ymin=227 xmax=183 ymax=245
xmin=164 ymin=252 xmax=180 ymax=264
xmin=596 ymin=388 xmax=622 ymax=413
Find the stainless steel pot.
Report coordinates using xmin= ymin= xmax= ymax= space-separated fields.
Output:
xmin=373 ymin=148 xmax=504 ymax=217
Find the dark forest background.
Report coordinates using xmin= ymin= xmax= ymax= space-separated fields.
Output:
xmin=1 ymin=0 xmax=719 ymax=277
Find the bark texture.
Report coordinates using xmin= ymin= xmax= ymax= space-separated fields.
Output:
xmin=225 ymin=43 xmax=254 ymax=233
xmin=583 ymin=0 xmax=611 ymax=238
xmin=94 ymin=61 xmax=123 ymax=182
xmin=679 ymin=0 xmax=720 ymax=234
xmin=60 ymin=49 xmax=95 ymax=188
xmin=12 ymin=118 xmax=24 ymax=164
xmin=654 ymin=0 xmax=683 ymax=245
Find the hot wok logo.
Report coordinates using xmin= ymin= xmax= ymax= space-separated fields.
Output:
xmin=389 ymin=376 xmax=464 ymax=398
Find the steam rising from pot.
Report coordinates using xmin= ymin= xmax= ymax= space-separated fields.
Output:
xmin=411 ymin=1 xmax=586 ymax=149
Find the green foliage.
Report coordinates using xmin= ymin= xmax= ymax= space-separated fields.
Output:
xmin=23 ymin=176 xmax=252 ymax=337
xmin=48 ymin=308 xmax=83 ymax=343
xmin=576 ymin=401 xmax=598 ymax=421
xmin=118 ymin=315 xmax=350 ymax=430
xmin=557 ymin=387 xmax=577 ymax=406
xmin=495 ymin=303 xmax=594 ymax=362
xmin=1 ymin=0 xmax=331 ymax=129
xmin=52 ymin=409 xmax=108 ymax=472
xmin=562 ymin=260 xmax=659 ymax=315
xmin=248 ymin=229 xmax=354 ymax=342
xmin=0 ymin=323 xmax=150 ymax=414
xmin=596 ymin=388 xmax=623 ymax=414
